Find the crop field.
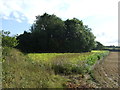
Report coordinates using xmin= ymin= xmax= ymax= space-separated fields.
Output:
xmin=2 ymin=48 xmax=110 ymax=88
xmin=27 ymin=51 xmax=109 ymax=75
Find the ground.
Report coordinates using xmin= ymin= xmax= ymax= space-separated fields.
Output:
xmin=93 ymin=51 xmax=119 ymax=88
xmin=65 ymin=51 xmax=119 ymax=88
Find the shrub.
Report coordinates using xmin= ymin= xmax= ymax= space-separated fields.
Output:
xmin=2 ymin=30 xmax=18 ymax=48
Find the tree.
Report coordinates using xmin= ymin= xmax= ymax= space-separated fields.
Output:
xmin=64 ymin=18 xmax=96 ymax=52
xmin=16 ymin=31 xmax=33 ymax=52
xmin=2 ymin=30 xmax=18 ymax=48
xmin=94 ymin=41 xmax=104 ymax=50
xmin=30 ymin=13 xmax=66 ymax=52
xmin=17 ymin=13 xmax=96 ymax=53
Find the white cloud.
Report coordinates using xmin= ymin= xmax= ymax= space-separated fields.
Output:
xmin=0 ymin=0 xmax=118 ymax=22
xmin=13 ymin=11 xmax=20 ymax=18
xmin=0 ymin=0 xmax=119 ymax=46
xmin=93 ymin=19 xmax=118 ymax=46
xmin=16 ymin=18 xmax=22 ymax=23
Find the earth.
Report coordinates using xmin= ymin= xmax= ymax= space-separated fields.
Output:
xmin=65 ymin=51 xmax=119 ymax=88
xmin=93 ymin=51 xmax=119 ymax=88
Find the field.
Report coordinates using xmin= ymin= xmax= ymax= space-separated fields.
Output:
xmin=27 ymin=51 xmax=109 ymax=75
xmin=2 ymin=47 xmax=110 ymax=88
xmin=93 ymin=51 xmax=119 ymax=88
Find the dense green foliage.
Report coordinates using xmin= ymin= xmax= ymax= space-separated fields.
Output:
xmin=2 ymin=30 xmax=18 ymax=48
xmin=16 ymin=13 xmax=96 ymax=53
xmin=94 ymin=41 xmax=104 ymax=50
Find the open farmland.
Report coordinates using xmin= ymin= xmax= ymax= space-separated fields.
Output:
xmin=3 ymin=48 xmax=113 ymax=88
xmin=27 ymin=51 xmax=109 ymax=75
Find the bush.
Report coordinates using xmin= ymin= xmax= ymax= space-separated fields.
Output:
xmin=2 ymin=30 xmax=18 ymax=48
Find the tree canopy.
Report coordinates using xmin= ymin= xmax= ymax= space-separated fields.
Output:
xmin=94 ymin=41 xmax=105 ymax=50
xmin=2 ymin=30 xmax=18 ymax=48
xmin=16 ymin=13 xmax=96 ymax=53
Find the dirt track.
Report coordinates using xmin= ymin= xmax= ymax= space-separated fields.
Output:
xmin=93 ymin=51 xmax=119 ymax=88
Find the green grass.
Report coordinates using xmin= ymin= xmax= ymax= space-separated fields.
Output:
xmin=2 ymin=47 xmax=109 ymax=88
xmin=2 ymin=47 xmax=68 ymax=88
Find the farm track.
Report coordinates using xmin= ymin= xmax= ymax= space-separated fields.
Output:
xmin=93 ymin=51 xmax=119 ymax=88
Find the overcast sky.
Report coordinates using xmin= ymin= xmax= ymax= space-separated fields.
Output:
xmin=0 ymin=0 xmax=119 ymax=46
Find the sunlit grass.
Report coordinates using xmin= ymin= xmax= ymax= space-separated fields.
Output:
xmin=27 ymin=53 xmax=64 ymax=61
xmin=27 ymin=50 xmax=109 ymax=75
xmin=2 ymin=48 xmax=68 ymax=88
xmin=91 ymin=50 xmax=109 ymax=52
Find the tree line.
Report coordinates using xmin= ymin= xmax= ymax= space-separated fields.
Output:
xmin=1 ymin=13 xmax=105 ymax=53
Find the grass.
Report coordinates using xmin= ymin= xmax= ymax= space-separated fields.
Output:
xmin=2 ymin=47 xmax=68 ymax=88
xmin=2 ymin=47 xmax=109 ymax=88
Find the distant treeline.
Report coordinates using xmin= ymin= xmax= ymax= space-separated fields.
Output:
xmin=103 ymin=46 xmax=120 ymax=52
xmin=105 ymin=46 xmax=120 ymax=48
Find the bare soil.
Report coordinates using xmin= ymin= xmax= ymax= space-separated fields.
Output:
xmin=93 ymin=51 xmax=119 ymax=88
xmin=64 ymin=51 xmax=119 ymax=88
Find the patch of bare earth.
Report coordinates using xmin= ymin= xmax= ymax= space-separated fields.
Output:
xmin=93 ymin=51 xmax=119 ymax=88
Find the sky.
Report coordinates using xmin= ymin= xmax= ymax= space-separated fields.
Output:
xmin=0 ymin=0 xmax=119 ymax=46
